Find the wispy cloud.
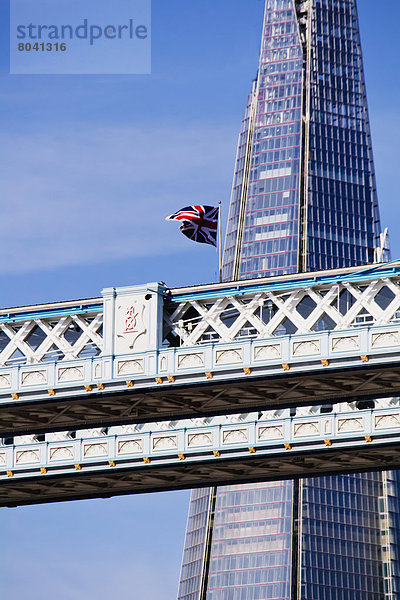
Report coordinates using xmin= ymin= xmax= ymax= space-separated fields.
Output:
xmin=0 ymin=122 xmax=236 ymax=274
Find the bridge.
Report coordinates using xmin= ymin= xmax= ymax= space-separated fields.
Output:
xmin=2 ymin=261 xmax=400 ymax=505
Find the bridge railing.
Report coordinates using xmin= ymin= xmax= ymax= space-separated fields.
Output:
xmin=0 ymin=321 xmax=400 ymax=400
xmin=164 ymin=264 xmax=400 ymax=347
xmin=2 ymin=401 xmax=400 ymax=478
xmin=0 ymin=299 xmax=103 ymax=392
xmin=1 ymin=263 xmax=400 ymax=402
xmin=0 ymin=299 xmax=103 ymax=366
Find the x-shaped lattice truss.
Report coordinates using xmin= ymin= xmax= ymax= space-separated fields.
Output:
xmin=165 ymin=278 xmax=400 ymax=346
xmin=0 ymin=313 xmax=103 ymax=366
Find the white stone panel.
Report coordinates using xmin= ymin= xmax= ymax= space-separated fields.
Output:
xmin=118 ymin=439 xmax=143 ymax=454
xmin=83 ymin=443 xmax=108 ymax=457
xmin=331 ymin=336 xmax=359 ymax=352
xmin=187 ymin=432 xmax=212 ymax=447
xmin=375 ymin=414 xmax=400 ymax=429
xmin=115 ymin=295 xmax=149 ymax=354
xmin=258 ymin=425 xmax=283 ymax=440
xmin=371 ymin=331 xmax=400 ymax=348
xmin=294 ymin=422 xmax=319 ymax=436
xmin=152 ymin=436 xmax=177 ymax=451
xmin=0 ymin=374 xmax=10 ymax=388
xmin=216 ymin=348 xmax=243 ymax=365
xmin=58 ymin=366 xmax=84 ymax=382
xmin=117 ymin=359 xmax=144 ymax=375
xmin=254 ymin=344 xmax=281 ymax=361
xmin=177 ymin=353 xmax=204 ymax=369
xmin=16 ymin=449 xmax=40 ymax=464
xmin=292 ymin=340 xmax=320 ymax=357
xmin=222 ymin=429 xmax=248 ymax=444
xmin=50 ymin=446 xmax=74 ymax=460
xmin=337 ymin=418 xmax=364 ymax=432
xmin=21 ymin=370 xmax=47 ymax=386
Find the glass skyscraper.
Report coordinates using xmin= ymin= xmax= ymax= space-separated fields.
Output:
xmin=222 ymin=0 xmax=382 ymax=282
xmin=178 ymin=1 xmax=397 ymax=599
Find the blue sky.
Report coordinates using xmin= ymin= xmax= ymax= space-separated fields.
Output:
xmin=1 ymin=1 xmax=400 ymax=598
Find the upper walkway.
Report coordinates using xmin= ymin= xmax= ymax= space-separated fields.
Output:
xmin=1 ymin=261 xmax=400 ymax=435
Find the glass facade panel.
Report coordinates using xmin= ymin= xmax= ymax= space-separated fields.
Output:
xmin=223 ymin=0 xmax=303 ymax=281
xmin=207 ymin=482 xmax=293 ymax=600
xmin=380 ymin=471 xmax=400 ymax=599
xmin=178 ymin=488 xmax=212 ymax=600
xmin=222 ymin=86 xmax=257 ymax=280
xmin=301 ymin=474 xmax=384 ymax=599
xmin=306 ymin=0 xmax=380 ymax=270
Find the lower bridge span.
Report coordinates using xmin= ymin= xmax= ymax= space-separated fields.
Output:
xmin=2 ymin=401 xmax=400 ymax=507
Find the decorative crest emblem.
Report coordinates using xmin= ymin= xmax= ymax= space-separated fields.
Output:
xmin=124 ymin=305 xmax=139 ymax=333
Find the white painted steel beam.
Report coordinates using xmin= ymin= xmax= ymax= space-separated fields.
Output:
xmin=2 ymin=402 xmax=400 ymax=506
xmin=1 ymin=263 xmax=400 ymax=435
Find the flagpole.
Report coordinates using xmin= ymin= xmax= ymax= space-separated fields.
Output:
xmin=218 ymin=201 xmax=222 ymax=283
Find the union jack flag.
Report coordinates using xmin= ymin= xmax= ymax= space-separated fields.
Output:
xmin=166 ymin=205 xmax=219 ymax=247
